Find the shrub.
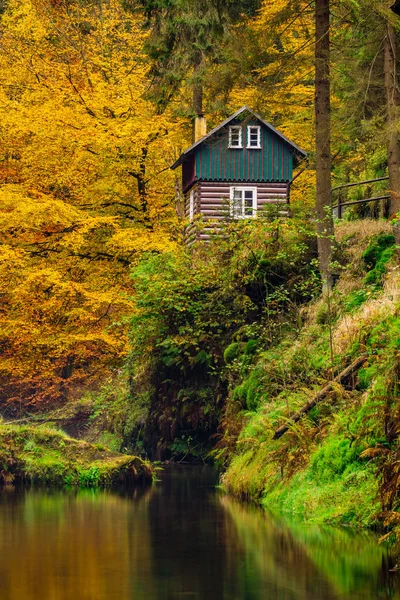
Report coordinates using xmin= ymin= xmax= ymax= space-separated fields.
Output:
xmin=345 ymin=289 xmax=368 ymax=312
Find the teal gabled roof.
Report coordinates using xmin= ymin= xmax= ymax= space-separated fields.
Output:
xmin=171 ymin=106 xmax=307 ymax=170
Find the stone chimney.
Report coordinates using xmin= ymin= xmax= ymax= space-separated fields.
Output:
xmin=194 ymin=114 xmax=207 ymax=142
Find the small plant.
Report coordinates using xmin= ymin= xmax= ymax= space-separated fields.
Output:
xmin=78 ymin=466 xmax=101 ymax=487
xmin=23 ymin=439 xmax=40 ymax=454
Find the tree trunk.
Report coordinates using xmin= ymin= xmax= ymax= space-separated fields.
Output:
xmin=384 ymin=19 xmax=400 ymax=256
xmin=384 ymin=21 xmax=400 ymax=215
xmin=315 ymin=0 xmax=334 ymax=292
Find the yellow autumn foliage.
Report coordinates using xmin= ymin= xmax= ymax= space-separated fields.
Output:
xmin=0 ymin=0 xmax=184 ymax=407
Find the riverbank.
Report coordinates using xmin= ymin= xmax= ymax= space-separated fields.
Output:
xmin=0 ymin=424 xmax=153 ymax=487
xmin=221 ymin=221 xmax=399 ymax=528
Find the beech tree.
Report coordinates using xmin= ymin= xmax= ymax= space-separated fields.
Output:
xmin=0 ymin=0 xmax=184 ymax=408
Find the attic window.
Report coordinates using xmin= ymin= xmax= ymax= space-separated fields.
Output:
xmin=247 ymin=126 xmax=261 ymax=148
xmin=229 ymin=126 xmax=242 ymax=148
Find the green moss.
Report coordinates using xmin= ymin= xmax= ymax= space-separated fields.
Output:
xmin=310 ymin=436 xmax=362 ymax=483
xmin=231 ymin=365 xmax=266 ymax=411
xmin=263 ymin=462 xmax=379 ymax=527
xmin=244 ymin=339 xmax=258 ymax=355
xmin=362 ymin=233 xmax=395 ymax=270
xmin=224 ymin=342 xmax=240 ymax=364
xmin=0 ymin=425 xmax=153 ymax=487
xmin=362 ymin=232 xmax=396 ymax=286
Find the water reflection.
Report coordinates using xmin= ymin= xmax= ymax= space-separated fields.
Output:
xmin=0 ymin=466 xmax=399 ymax=600
xmin=220 ymin=495 xmax=399 ymax=600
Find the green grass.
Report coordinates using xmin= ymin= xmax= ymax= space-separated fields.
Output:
xmin=263 ymin=452 xmax=380 ymax=527
xmin=223 ymin=425 xmax=380 ymax=527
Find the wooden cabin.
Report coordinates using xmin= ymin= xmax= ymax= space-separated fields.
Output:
xmin=171 ymin=106 xmax=307 ymax=243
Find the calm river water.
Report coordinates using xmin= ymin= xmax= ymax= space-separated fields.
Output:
xmin=0 ymin=465 xmax=400 ymax=600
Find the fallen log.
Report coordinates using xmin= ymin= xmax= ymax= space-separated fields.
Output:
xmin=3 ymin=417 xmax=67 ymax=426
xmin=273 ymin=354 xmax=368 ymax=440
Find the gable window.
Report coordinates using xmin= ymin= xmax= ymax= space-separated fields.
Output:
xmin=247 ymin=126 xmax=261 ymax=148
xmin=228 ymin=126 xmax=242 ymax=148
xmin=230 ymin=186 xmax=257 ymax=219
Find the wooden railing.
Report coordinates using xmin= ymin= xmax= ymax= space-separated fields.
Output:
xmin=331 ymin=176 xmax=390 ymax=218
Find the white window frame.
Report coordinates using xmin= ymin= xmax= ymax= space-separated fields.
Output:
xmin=247 ymin=125 xmax=261 ymax=149
xmin=228 ymin=126 xmax=243 ymax=148
xmin=229 ymin=186 xmax=257 ymax=219
xmin=189 ymin=189 xmax=195 ymax=222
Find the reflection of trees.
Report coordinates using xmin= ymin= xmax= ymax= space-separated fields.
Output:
xmin=1 ymin=471 xmax=400 ymax=600
xmin=145 ymin=465 xmax=229 ymax=599
xmin=0 ymin=486 xmax=155 ymax=600
xmin=220 ymin=495 xmax=400 ymax=600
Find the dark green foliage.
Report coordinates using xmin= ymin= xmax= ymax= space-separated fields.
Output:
xmin=344 ymin=289 xmax=368 ymax=312
xmin=127 ymin=218 xmax=319 ymax=459
xmin=136 ymin=0 xmax=261 ymax=112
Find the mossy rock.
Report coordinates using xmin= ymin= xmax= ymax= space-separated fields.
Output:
xmin=0 ymin=425 xmax=153 ymax=487
xmin=224 ymin=342 xmax=240 ymax=364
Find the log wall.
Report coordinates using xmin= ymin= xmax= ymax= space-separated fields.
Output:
xmin=184 ymin=181 xmax=289 ymax=244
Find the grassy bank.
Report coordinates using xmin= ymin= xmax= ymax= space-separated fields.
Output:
xmin=0 ymin=424 xmax=153 ymax=487
xmin=221 ymin=220 xmax=399 ymax=527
